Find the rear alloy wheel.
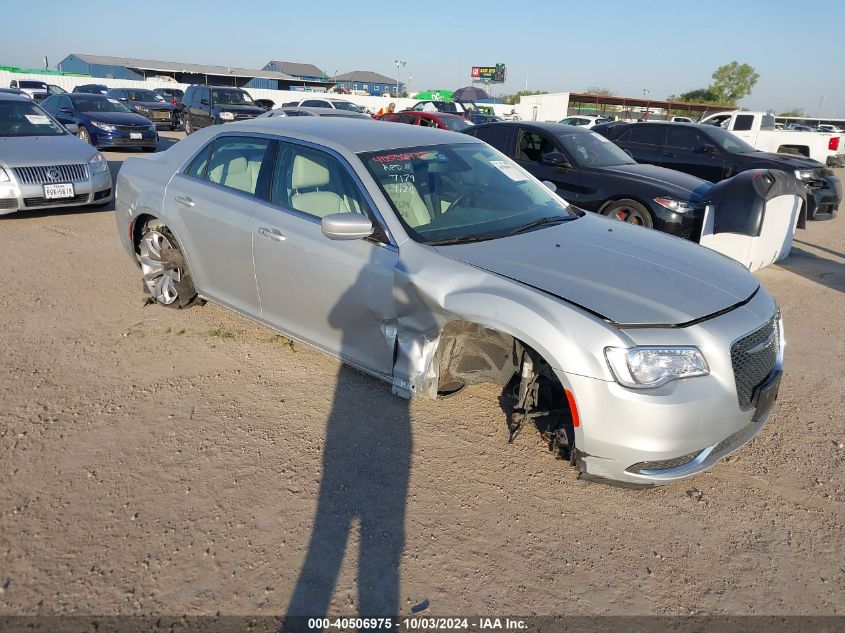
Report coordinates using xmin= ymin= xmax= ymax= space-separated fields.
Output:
xmin=77 ymin=126 xmax=92 ymax=144
xmin=602 ymin=199 xmax=654 ymax=228
xmin=138 ymin=222 xmax=199 ymax=309
xmin=184 ymin=115 xmax=193 ymax=135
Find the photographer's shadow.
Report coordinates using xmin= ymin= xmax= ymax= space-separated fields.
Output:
xmin=284 ymin=247 xmax=412 ymax=621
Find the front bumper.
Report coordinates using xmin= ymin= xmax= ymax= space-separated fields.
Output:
xmin=93 ymin=128 xmax=158 ymax=149
xmin=805 ymin=173 xmax=841 ymax=220
xmin=0 ymin=169 xmax=112 ymax=215
xmin=563 ymin=289 xmax=781 ymax=486
xmin=137 ymin=109 xmax=176 ymax=125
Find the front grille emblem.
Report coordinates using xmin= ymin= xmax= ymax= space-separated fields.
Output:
xmin=745 ymin=331 xmax=776 ymax=355
xmin=46 ymin=168 xmax=61 ymax=181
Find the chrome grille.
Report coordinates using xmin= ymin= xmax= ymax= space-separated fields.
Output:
xmin=730 ymin=317 xmax=779 ymax=409
xmin=113 ymin=124 xmax=150 ymax=132
xmin=12 ymin=164 xmax=88 ymax=185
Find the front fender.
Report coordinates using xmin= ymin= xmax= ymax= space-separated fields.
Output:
xmin=391 ymin=242 xmax=627 ymax=399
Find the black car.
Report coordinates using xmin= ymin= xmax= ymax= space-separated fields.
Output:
xmin=182 ymin=85 xmax=266 ymax=134
xmin=106 ymin=88 xmax=178 ymax=130
xmin=464 ymin=121 xmax=713 ymax=239
xmin=74 ymin=84 xmax=110 ymax=95
xmin=594 ymin=121 xmax=842 ymax=221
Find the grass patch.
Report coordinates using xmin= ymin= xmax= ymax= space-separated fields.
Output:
xmin=268 ymin=334 xmax=296 ymax=352
xmin=207 ymin=326 xmax=236 ymax=340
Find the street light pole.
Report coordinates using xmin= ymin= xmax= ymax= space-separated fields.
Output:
xmin=394 ymin=59 xmax=406 ymax=98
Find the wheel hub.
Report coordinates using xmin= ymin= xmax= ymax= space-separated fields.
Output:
xmin=139 ymin=230 xmax=182 ymax=305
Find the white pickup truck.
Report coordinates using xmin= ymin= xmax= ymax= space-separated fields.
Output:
xmin=699 ymin=111 xmax=845 ymax=167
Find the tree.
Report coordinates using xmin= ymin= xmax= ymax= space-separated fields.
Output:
xmin=671 ymin=61 xmax=759 ymax=106
xmin=710 ymin=61 xmax=759 ymax=104
xmin=501 ymin=90 xmax=548 ymax=105
xmin=676 ymin=88 xmax=720 ymax=103
xmin=584 ymin=86 xmax=615 ymax=96
xmin=778 ymin=109 xmax=803 ymax=117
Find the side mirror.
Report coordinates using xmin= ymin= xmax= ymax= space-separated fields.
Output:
xmin=542 ymin=180 xmax=557 ymax=193
xmin=200 ymin=98 xmax=209 ymax=106
xmin=321 ymin=213 xmax=374 ymax=240
xmin=544 ymin=152 xmax=571 ymax=168
xmin=696 ymin=144 xmax=718 ymax=154
xmin=65 ymin=123 xmax=79 ymax=134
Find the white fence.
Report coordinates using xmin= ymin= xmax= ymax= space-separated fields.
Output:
xmin=0 ymin=70 xmax=419 ymax=113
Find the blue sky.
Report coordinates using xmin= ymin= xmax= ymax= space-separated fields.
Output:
xmin=2 ymin=0 xmax=843 ymax=116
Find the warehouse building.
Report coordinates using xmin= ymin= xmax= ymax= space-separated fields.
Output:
xmin=57 ymin=54 xmax=334 ymax=90
xmin=333 ymin=70 xmax=405 ymax=96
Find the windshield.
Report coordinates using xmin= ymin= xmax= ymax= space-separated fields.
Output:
xmin=126 ymin=89 xmax=162 ymax=102
xmin=0 ymin=101 xmax=66 ymax=137
xmin=74 ymin=96 xmax=132 ymax=113
xmin=440 ymin=116 xmax=472 ymax=132
xmin=332 ymin=101 xmax=364 ymax=113
xmin=361 ymin=143 xmax=578 ymax=245
xmin=558 ymin=131 xmax=635 ymax=167
xmin=212 ymin=89 xmax=254 ymax=105
xmin=702 ymin=125 xmax=757 ymax=153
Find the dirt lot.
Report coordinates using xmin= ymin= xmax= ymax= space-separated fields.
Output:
xmin=0 ymin=134 xmax=843 ymax=617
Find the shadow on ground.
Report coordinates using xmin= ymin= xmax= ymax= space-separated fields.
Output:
xmin=778 ymin=246 xmax=845 ymax=293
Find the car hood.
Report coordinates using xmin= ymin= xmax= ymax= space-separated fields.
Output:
xmin=0 ymin=134 xmax=97 ymax=166
xmin=434 ymin=215 xmax=759 ymax=326
xmin=744 ymin=151 xmax=822 ymax=169
xmin=214 ymin=104 xmax=266 ymax=115
xmin=78 ymin=112 xmax=154 ymax=125
xmin=593 ymin=163 xmax=713 ymax=199
xmin=133 ymin=101 xmax=174 ymax=111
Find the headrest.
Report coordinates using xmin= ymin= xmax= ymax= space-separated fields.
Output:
xmin=292 ymin=154 xmax=331 ymax=190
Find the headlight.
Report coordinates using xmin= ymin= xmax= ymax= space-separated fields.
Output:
xmin=605 ymin=346 xmax=709 ymax=389
xmin=88 ymin=152 xmax=109 ymax=174
xmin=91 ymin=121 xmax=116 ymax=132
xmin=794 ymin=169 xmax=817 ymax=182
xmin=654 ymin=197 xmax=695 ymax=213
xmin=218 ymin=111 xmax=235 ymax=121
xmin=0 ymin=167 xmax=9 ymax=183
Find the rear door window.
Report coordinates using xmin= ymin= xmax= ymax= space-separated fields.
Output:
xmin=734 ymin=114 xmax=755 ymax=131
xmin=469 ymin=125 xmax=513 ymax=153
xmin=204 ymin=136 xmax=272 ymax=196
xmin=516 ymin=130 xmax=558 ymax=163
xmin=618 ymin=124 xmax=666 ymax=146
xmin=666 ymin=126 xmax=703 ymax=150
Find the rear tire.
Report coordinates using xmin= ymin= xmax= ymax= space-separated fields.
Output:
xmin=138 ymin=220 xmax=199 ymax=309
xmin=184 ymin=115 xmax=193 ymax=135
xmin=601 ymin=199 xmax=654 ymax=228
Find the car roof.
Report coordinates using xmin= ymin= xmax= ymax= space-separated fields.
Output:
xmin=472 ymin=120 xmax=594 ymax=135
xmin=224 ymin=116 xmax=484 ymax=153
xmin=283 ymin=106 xmax=368 ymax=118
xmin=400 ymin=110 xmax=462 ymax=119
xmin=0 ymin=92 xmax=34 ymax=103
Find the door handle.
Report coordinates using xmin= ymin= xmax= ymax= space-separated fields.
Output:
xmin=174 ymin=195 xmax=195 ymax=207
xmin=257 ymin=227 xmax=286 ymax=241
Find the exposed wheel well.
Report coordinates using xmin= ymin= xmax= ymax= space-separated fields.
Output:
xmin=433 ymin=320 xmax=577 ymax=460
xmin=131 ymin=213 xmax=160 ymax=254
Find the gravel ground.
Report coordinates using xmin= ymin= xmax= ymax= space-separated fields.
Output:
xmin=0 ymin=134 xmax=842 ymax=616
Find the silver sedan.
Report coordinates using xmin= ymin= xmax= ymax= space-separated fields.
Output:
xmin=0 ymin=93 xmax=113 ymax=214
xmin=114 ymin=118 xmax=783 ymax=486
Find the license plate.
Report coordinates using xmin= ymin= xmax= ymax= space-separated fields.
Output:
xmin=751 ymin=370 xmax=782 ymax=422
xmin=130 ymin=132 xmax=142 ymax=139
xmin=43 ymin=183 xmax=74 ymax=199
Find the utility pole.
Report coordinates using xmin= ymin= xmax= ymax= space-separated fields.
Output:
xmin=394 ymin=59 xmax=406 ymax=98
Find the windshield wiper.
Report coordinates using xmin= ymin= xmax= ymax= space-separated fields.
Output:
xmin=507 ymin=215 xmax=576 ymax=236
xmin=427 ymin=234 xmax=495 ymax=246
